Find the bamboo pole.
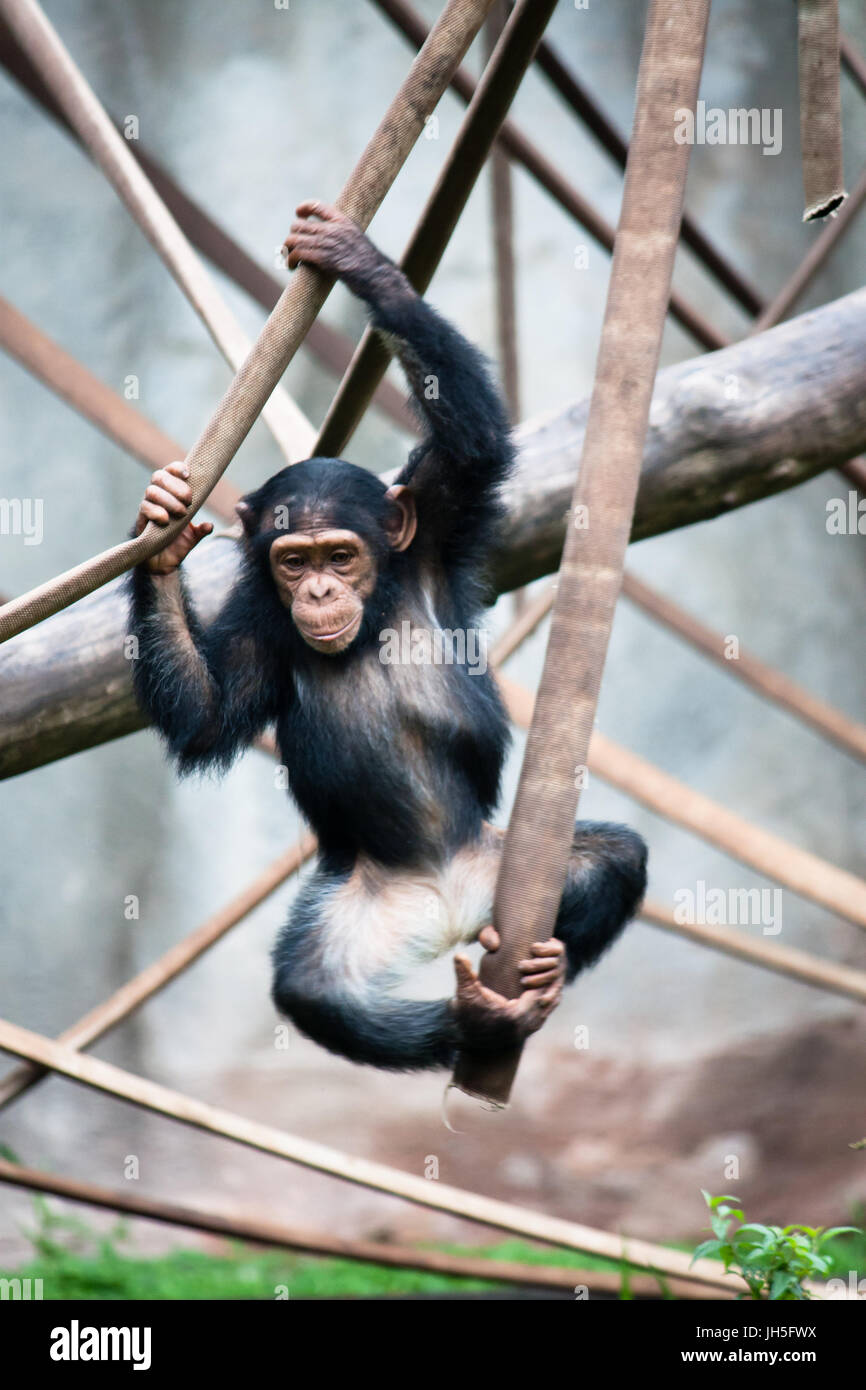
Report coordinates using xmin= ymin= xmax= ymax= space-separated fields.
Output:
xmin=798 ymin=0 xmax=846 ymax=222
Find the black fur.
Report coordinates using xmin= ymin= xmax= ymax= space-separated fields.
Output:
xmin=128 ymin=244 xmax=647 ymax=1072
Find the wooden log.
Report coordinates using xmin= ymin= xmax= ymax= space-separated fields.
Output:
xmin=1 ymin=288 xmax=866 ymax=777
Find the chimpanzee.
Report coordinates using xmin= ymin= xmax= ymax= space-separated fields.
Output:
xmin=128 ymin=202 xmax=647 ymax=1072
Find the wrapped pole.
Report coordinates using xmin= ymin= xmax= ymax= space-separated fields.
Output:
xmin=452 ymin=0 xmax=712 ymax=1106
xmin=798 ymin=0 xmax=847 ymax=221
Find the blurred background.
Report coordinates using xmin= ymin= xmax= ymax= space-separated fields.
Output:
xmin=0 ymin=0 xmax=864 ymax=1269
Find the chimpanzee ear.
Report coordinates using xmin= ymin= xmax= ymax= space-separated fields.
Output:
xmin=235 ymin=499 xmax=257 ymax=538
xmin=383 ymin=484 xmax=417 ymax=551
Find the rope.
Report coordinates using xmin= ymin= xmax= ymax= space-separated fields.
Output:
xmin=452 ymin=0 xmax=712 ymax=1106
xmin=0 ymin=0 xmax=498 ymax=645
xmin=798 ymin=0 xmax=847 ymax=221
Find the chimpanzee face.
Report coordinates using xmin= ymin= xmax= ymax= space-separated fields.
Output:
xmin=268 ymin=525 xmax=378 ymax=653
xmin=236 ymin=458 xmax=417 ymax=656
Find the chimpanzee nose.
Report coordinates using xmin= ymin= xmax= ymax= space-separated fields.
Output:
xmin=308 ymin=573 xmax=335 ymax=600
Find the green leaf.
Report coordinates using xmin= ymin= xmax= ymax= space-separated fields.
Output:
xmin=770 ymin=1270 xmax=798 ymax=1299
xmin=692 ymin=1239 xmax=723 ymax=1263
xmin=735 ymin=1223 xmax=776 ymax=1243
xmin=818 ymin=1226 xmax=862 ymax=1245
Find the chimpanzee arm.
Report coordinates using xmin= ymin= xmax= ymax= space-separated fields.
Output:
xmin=356 ymin=261 xmax=514 ymax=569
xmin=283 ymin=204 xmax=514 ymax=571
xmin=128 ymin=566 xmax=279 ymax=774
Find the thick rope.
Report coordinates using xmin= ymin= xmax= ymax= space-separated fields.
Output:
xmin=798 ymin=0 xmax=847 ymax=221
xmin=0 ymin=0 xmax=497 ymax=645
xmin=452 ymin=0 xmax=712 ymax=1105
xmin=0 ymin=0 xmax=315 ymax=465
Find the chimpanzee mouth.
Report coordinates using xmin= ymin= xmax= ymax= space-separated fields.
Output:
xmin=299 ymin=614 xmax=361 ymax=646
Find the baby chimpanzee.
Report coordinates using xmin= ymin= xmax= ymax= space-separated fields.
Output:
xmin=128 ymin=202 xmax=647 ymax=1071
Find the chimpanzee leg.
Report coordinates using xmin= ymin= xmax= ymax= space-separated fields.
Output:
xmin=554 ymin=822 xmax=648 ymax=982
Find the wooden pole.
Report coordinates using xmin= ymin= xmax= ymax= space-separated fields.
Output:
xmin=0 ymin=1016 xmax=748 ymax=1295
xmin=0 ymin=0 xmax=315 ymax=465
xmin=0 ymin=838 xmax=315 ymax=1111
xmin=453 ymin=0 xmax=712 ymax=1105
xmin=314 ymin=0 xmax=560 ymax=457
xmin=641 ymin=900 xmax=866 ymax=1003
xmin=497 ymin=672 xmax=866 ymax=931
xmin=0 ymin=1160 xmax=718 ymax=1299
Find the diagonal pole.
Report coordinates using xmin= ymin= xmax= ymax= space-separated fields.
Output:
xmin=315 ymin=0 xmax=560 ymax=457
xmin=0 ymin=0 xmax=315 ymax=464
xmin=0 ymin=1014 xmax=746 ymax=1293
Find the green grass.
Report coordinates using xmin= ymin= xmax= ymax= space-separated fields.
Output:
xmin=0 ymin=1198 xmax=638 ymax=1300
xmin=2 ymin=1197 xmax=863 ymax=1300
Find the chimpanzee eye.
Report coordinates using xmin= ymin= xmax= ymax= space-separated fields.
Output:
xmin=330 ymin=550 xmax=352 ymax=566
xmin=284 ymin=555 xmax=305 ymax=571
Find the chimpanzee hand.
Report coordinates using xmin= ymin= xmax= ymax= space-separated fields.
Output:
xmin=282 ymin=202 xmax=393 ymax=297
xmin=134 ymin=461 xmax=213 ymax=575
xmin=451 ymin=928 xmax=566 ymax=1056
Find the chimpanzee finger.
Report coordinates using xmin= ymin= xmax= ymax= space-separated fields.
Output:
xmin=152 ymin=471 xmax=192 ymax=505
xmin=526 ymin=940 xmax=564 ymax=957
xmin=296 ymin=200 xmax=341 ymax=222
xmin=284 ymin=234 xmax=325 ymax=270
xmin=146 ymin=484 xmax=188 ymax=517
xmin=163 ymin=460 xmax=190 ymax=479
xmin=452 ymin=953 xmax=479 ymax=993
xmin=518 ymin=954 xmax=561 ymax=973
xmin=140 ymin=499 xmax=171 ymax=526
xmin=520 ymin=968 xmax=561 ymax=989
xmin=478 ymin=924 xmax=500 ymax=952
